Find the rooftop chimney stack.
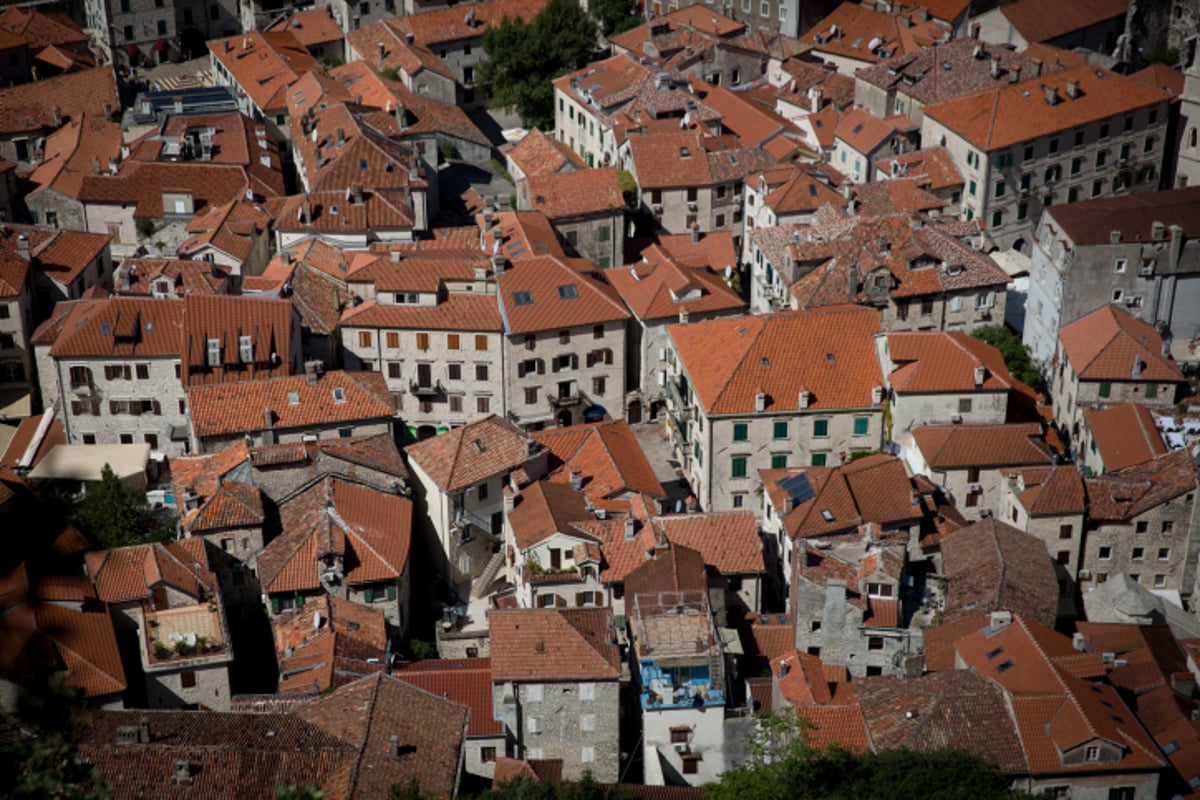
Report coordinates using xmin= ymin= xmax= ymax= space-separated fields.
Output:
xmin=1009 ymin=65 xmax=1021 ymax=83
xmin=810 ymin=85 xmax=823 ymax=113
xmin=990 ymin=56 xmax=1000 ymax=79
xmin=378 ymin=42 xmax=386 ymax=61
xmin=1043 ymin=85 xmax=1057 ymax=106
xmin=1065 ymin=79 xmax=1080 ymax=100
xmin=974 ymin=365 xmax=987 ymax=387
xmin=570 ymin=470 xmax=583 ymax=491
xmin=755 ymin=391 xmax=766 ymax=412
xmin=1132 ymin=356 xmax=1143 ymax=381
xmin=691 ymin=224 xmax=700 ymax=244
xmin=15 ymin=233 xmax=29 ymax=261
xmin=52 ymin=106 xmax=62 ymax=127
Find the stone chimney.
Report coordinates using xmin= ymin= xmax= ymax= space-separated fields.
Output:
xmin=691 ymin=223 xmax=700 ymax=244
xmin=755 ymin=391 xmax=766 ymax=412
xmin=262 ymin=407 xmax=276 ymax=445
xmin=351 ymin=184 xmax=364 ymax=205
xmin=570 ymin=470 xmax=583 ymax=491
xmin=989 ymin=610 xmax=1012 ymax=630
xmin=52 ymin=106 xmax=62 ymax=127
xmin=798 ymin=390 xmax=810 ymax=409
xmin=378 ymin=42 xmax=386 ymax=61
xmin=847 ymin=265 xmax=858 ymax=299
xmin=490 ymin=252 xmax=506 ymax=275
xmin=1044 ymin=86 xmax=1057 ymax=106
xmin=1065 ymin=79 xmax=1079 ymax=100
xmin=990 ymin=56 xmax=999 ymax=79
xmin=1131 ymin=356 xmax=1143 ymax=381
xmin=1009 ymin=65 xmax=1021 ymax=84
xmin=810 ymin=85 xmax=822 ymax=112
xmin=336 ymin=128 xmax=346 ymax=147
xmin=655 ymin=71 xmax=670 ymax=91
xmin=974 ymin=364 xmax=987 ymax=387
xmin=15 ymin=233 xmax=29 ymax=261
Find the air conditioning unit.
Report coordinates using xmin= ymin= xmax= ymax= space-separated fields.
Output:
xmin=950 ymin=414 xmax=963 ymax=424
xmin=1078 ymin=569 xmax=1091 ymax=580
xmin=967 ymin=483 xmax=982 ymax=494
xmin=673 ymin=743 xmax=690 ymax=754
xmin=977 ymin=507 xmax=992 ymax=518
xmin=687 ymin=201 xmax=698 ymax=212
xmin=651 ymin=203 xmax=663 ymax=215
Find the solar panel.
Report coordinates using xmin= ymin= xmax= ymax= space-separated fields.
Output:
xmin=777 ymin=473 xmax=814 ymax=505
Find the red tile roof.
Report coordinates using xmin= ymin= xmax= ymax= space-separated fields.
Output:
xmin=405 ymin=415 xmax=531 ymax=492
xmin=534 ymin=420 xmax=665 ymax=501
xmin=489 ymin=607 xmax=622 ymax=681
xmin=496 ymin=254 xmax=630 ymax=334
xmin=1130 ymin=62 xmax=1185 ymax=97
xmin=940 ymin=518 xmax=1058 ymax=627
xmin=0 ymin=67 xmax=117 ymax=135
xmin=527 ymin=168 xmax=624 ymax=220
xmin=1045 ymin=185 xmax=1200 ymax=245
xmin=1002 ymin=465 xmax=1086 ymax=516
xmin=265 ymin=7 xmax=343 ymax=47
xmin=508 ymin=480 xmax=594 ymax=551
xmin=507 ymin=129 xmax=585 ymax=178
xmin=1059 ymin=304 xmax=1184 ymax=383
xmin=23 ymin=112 xmax=122 ymax=201
xmin=179 ymin=196 xmax=272 ymax=262
xmin=923 ymin=64 xmax=1169 ymax=152
xmin=755 ymin=163 xmax=848 ymax=216
xmin=0 ymin=6 xmax=87 ymax=49
xmin=78 ymin=160 xmax=271 ymax=218
xmin=998 ymin=0 xmax=1128 ymax=44
xmin=885 ymin=330 xmax=1013 ymax=393
xmin=1085 ymin=448 xmax=1198 ymax=522
xmin=341 ymin=293 xmax=502 ymax=333
xmin=912 ymin=422 xmax=1053 ymax=469
xmin=650 ymin=511 xmax=764 ymax=575
xmin=801 ymin=4 xmax=948 ymax=65
xmin=389 ymin=0 xmax=550 ymax=45
xmin=670 ymin=306 xmax=882 ymax=414
xmin=188 ymin=370 xmax=392 ymax=439
xmin=606 ymin=244 xmax=743 ymax=321
xmin=1086 ymin=403 xmax=1168 ymax=472
xmin=345 ymin=19 xmax=454 ymax=80
xmin=85 ymin=540 xmax=213 ymax=604
xmin=767 ymin=455 xmax=920 ymax=541
xmin=207 ymin=30 xmax=319 ymax=110
xmin=116 ymin=258 xmax=231 ymax=298
xmin=875 ymin=146 xmax=963 ymax=191
xmin=260 ymin=477 xmax=413 ymax=593
xmin=393 ymin=661 xmax=502 ymax=737
xmin=294 ymin=673 xmax=469 ymax=800
xmin=182 ymin=294 xmax=294 ymax=386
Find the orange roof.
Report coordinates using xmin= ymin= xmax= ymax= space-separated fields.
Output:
xmin=46 ymin=296 xmax=185 ymax=358
xmin=527 ymin=168 xmax=624 ymax=220
xmin=940 ymin=518 xmax=1058 ymax=627
xmin=207 ymin=30 xmax=319 ymax=110
xmin=508 ymin=480 xmax=594 ymax=551
xmin=885 ymin=330 xmax=1013 ymax=393
xmin=182 ymin=294 xmax=294 ymax=386
xmin=393 ymin=661 xmax=503 ymax=737
xmin=756 ymin=164 xmax=847 ymax=216
xmin=260 ymin=477 xmax=412 ymax=593
xmin=489 ymin=607 xmax=621 ymax=681
xmin=874 ymin=146 xmax=962 ymax=191
xmin=0 ymin=67 xmax=117 ymax=135
xmin=534 ymin=420 xmax=665 ymax=501
xmin=188 ymin=370 xmax=393 ymax=439
xmin=0 ymin=6 xmax=87 ymax=49
xmin=924 ymin=64 xmax=1169 ymax=152
xmin=1086 ymin=448 xmax=1198 ymax=521
xmin=346 ymin=19 xmax=454 ymax=80
xmin=650 ymin=511 xmax=764 ymax=575
xmin=606 ymin=244 xmax=743 ymax=321
xmin=1085 ymin=403 xmax=1167 ymax=472
xmin=342 ymin=293 xmax=501 ymax=333
xmin=116 ymin=258 xmax=231 ymax=298
xmin=405 ymin=415 xmax=531 ymax=492
xmin=496 ymin=254 xmax=630 ymax=334
xmin=998 ymin=0 xmax=1128 ymax=44
xmin=389 ymin=0 xmax=550 ymax=46
xmin=802 ymin=4 xmax=948 ymax=65
xmin=1002 ymin=465 xmax=1086 ymax=516
xmin=835 ymin=107 xmax=904 ymax=156
xmin=670 ymin=306 xmax=882 ymax=414
xmin=1060 ymin=304 xmax=1184 ymax=383
xmin=179 ymin=196 xmax=272 ymax=262
xmin=507 ymin=129 xmax=585 ymax=177
xmin=85 ymin=540 xmax=213 ymax=604
xmin=913 ymin=422 xmax=1052 ymax=469
xmin=265 ymin=8 xmax=343 ymax=47
xmin=24 ymin=112 xmax=122 ymax=202
xmin=1130 ymin=63 xmax=1185 ymax=97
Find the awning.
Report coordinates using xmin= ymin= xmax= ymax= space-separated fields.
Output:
xmin=125 ymin=44 xmax=139 ymax=58
xmin=155 ymin=39 xmax=169 ymax=53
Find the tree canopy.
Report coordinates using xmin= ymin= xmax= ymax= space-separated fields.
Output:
xmin=479 ymin=0 xmax=598 ymax=129
xmin=590 ymin=0 xmax=641 ymax=38
xmin=971 ymin=324 xmax=1040 ymax=389
xmin=74 ymin=464 xmax=147 ymax=550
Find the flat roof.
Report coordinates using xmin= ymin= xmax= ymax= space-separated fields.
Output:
xmin=28 ymin=443 xmax=151 ymax=482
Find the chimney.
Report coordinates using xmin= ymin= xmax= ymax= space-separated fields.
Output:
xmin=490 ymin=252 xmax=506 ymax=275
xmin=679 ymin=308 xmax=689 ymax=325
xmin=503 ymin=490 xmax=516 ymax=513
xmin=871 ymin=385 xmax=884 ymax=405
xmin=1029 ymin=58 xmax=1042 ymax=78
xmin=138 ymin=718 xmax=150 ymax=743
xmin=378 ymin=42 xmax=386 ymax=62
xmin=396 ymin=104 xmax=409 ymax=130
xmin=1110 ymin=230 xmax=1121 ymax=244
xmin=173 ymin=759 xmax=193 ymax=785
xmin=92 ymin=155 xmax=102 ymax=175
xmin=302 ymin=199 xmax=312 ymax=225
xmin=810 ymin=85 xmax=823 ymax=113
xmin=1065 ymin=79 xmax=1080 ymax=100
xmin=389 ymin=734 xmax=400 ymax=756
xmin=336 ymin=128 xmax=346 ymax=147
xmin=474 ymin=265 xmax=487 ymax=281
xmin=1009 ymin=65 xmax=1021 ymax=84
xmin=974 ymin=365 xmax=987 ymax=387
xmin=183 ymin=487 xmax=202 ymax=512
xmin=989 ymin=610 xmax=1012 ymax=630
xmin=624 ymin=516 xmax=636 ymax=540
xmin=405 ymin=32 xmax=414 ymax=44
xmin=351 ymin=184 xmax=364 ymax=205
xmin=847 ymin=265 xmax=858 ymax=299
xmin=108 ymin=157 xmax=119 ymax=175
xmin=755 ymin=391 xmax=766 ymax=412
xmin=655 ymin=71 xmax=670 ymax=91
xmin=1152 ymin=220 xmax=1166 ymax=241
xmin=15 ymin=233 xmax=29 ymax=261
xmin=262 ymin=407 xmax=276 ymax=445
xmin=691 ymin=223 xmax=700 ymax=244
xmin=1043 ymin=85 xmax=1057 ymax=106
xmin=52 ymin=106 xmax=62 ymax=127
xmin=305 ymin=360 xmax=323 ymax=384
xmin=798 ymin=390 xmax=810 ymax=409
xmin=570 ymin=469 xmax=583 ymax=491
xmin=524 ymin=438 xmax=538 ymax=459
xmin=1132 ymin=356 xmax=1143 ymax=381
xmin=990 ymin=56 xmax=1000 ymax=79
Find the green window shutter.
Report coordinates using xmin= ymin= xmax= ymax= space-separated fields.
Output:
xmin=387 ymin=583 xmax=397 ymax=601
xmin=1098 ymin=381 xmax=1111 ymax=398
xmin=853 ymin=417 xmax=869 ymax=435
xmin=731 ymin=457 xmax=747 ymax=478
xmin=811 ymin=453 xmax=827 ymax=466
xmin=733 ymin=423 xmax=748 ymax=441
xmin=771 ymin=454 xmax=787 ymax=469
xmin=813 ymin=419 xmax=828 ymax=437
xmin=296 ymin=594 xmax=305 ymax=608
xmin=773 ymin=421 xmax=788 ymax=439
xmin=1145 ymin=383 xmax=1157 ymax=399
xmin=270 ymin=597 xmax=281 ymax=615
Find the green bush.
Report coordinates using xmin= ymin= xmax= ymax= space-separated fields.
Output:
xmin=135 ymin=217 xmax=154 ymax=238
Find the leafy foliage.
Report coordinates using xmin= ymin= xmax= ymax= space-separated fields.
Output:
xmin=134 ymin=217 xmax=154 ymax=238
xmin=590 ymin=0 xmax=641 ymax=38
xmin=617 ymin=169 xmax=637 ymax=205
xmin=479 ymin=0 xmax=598 ymax=129
xmin=709 ymin=712 xmax=1033 ymax=800
xmin=971 ymin=324 xmax=1040 ymax=389
xmin=74 ymin=464 xmax=148 ymax=550
xmin=276 ymin=783 xmax=325 ymax=800
xmin=474 ymin=772 xmax=637 ymax=800
xmin=408 ymin=640 xmax=438 ymax=660
xmin=1144 ymin=46 xmax=1179 ymax=66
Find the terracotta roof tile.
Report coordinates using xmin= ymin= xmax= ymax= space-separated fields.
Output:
xmin=650 ymin=511 xmax=764 ymax=575
xmin=1060 ymin=304 xmax=1185 ymax=383
xmin=0 ymin=67 xmax=117 ymax=135
xmin=342 ymin=293 xmax=501 ymax=333
xmin=885 ymin=330 xmax=1013 ymax=393
xmin=24 ymin=112 xmax=122 ymax=201
xmin=260 ymin=477 xmax=412 ymax=593
xmin=1086 ymin=403 xmax=1168 ymax=472
xmin=874 ymin=146 xmax=962 ymax=190
xmin=85 ymin=541 xmax=213 ymax=604
xmin=1002 ymin=465 xmax=1086 ymax=516
xmin=801 ymin=4 xmax=948 ymax=65
xmin=265 ymin=8 xmax=343 ymax=47
xmin=496 ymin=254 xmax=630 ymax=334
xmin=940 ymin=518 xmax=1058 ymax=627
xmin=507 ymin=129 xmax=585 ymax=177
xmin=508 ymin=480 xmax=594 ymax=551
xmin=624 ymin=544 xmax=708 ymax=604
xmin=535 ymin=420 xmax=665 ymax=500
xmin=1045 ymin=185 xmax=1200 ymax=246
xmin=490 ymin=607 xmax=621 ymax=681
xmin=182 ymin=294 xmax=294 ymax=385
xmin=1130 ymin=62 xmax=1185 ymax=97
xmin=293 ymin=673 xmax=469 ymax=800
xmin=207 ymin=30 xmax=319 ymax=110
xmin=0 ymin=6 xmax=87 ymax=49
xmin=671 ymin=306 xmax=882 ymax=414
xmin=527 ymin=168 xmax=624 ymax=220
xmin=998 ymin=0 xmax=1128 ymax=44
xmin=606 ymin=245 xmax=743 ymax=321
xmin=345 ymin=19 xmax=454 ymax=80
xmin=1085 ymin=448 xmax=1198 ymax=521
xmin=188 ymin=370 xmax=392 ymax=439
xmin=924 ymin=64 xmax=1169 ymax=152
xmin=405 ymin=415 xmax=531 ymax=492
xmin=30 ymin=229 xmax=110 ymax=285
xmin=179 ymin=196 xmax=272 ymax=262
xmin=912 ymin=422 xmax=1053 ymax=469
xmin=115 ymin=258 xmax=231 ymax=297
xmin=393 ymin=662 xmax=502 ymax=737
xmin=389 ymin=0 xmax=549 ymax=45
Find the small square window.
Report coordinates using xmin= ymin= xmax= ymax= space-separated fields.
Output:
xmin=773 ymin=421 xmax=788 ymax=439
xmin=733 ymin=422 xmax=748 ymax=441
xmin=813 ymin=419 xmax=828 ymax=437
xmin=1099 ymin=546 xmax=1112 ymax=560
xmin=1159 ymin=547 xmax=1171 ymax=560
xmin=853 ymin=417 xmax=869 ymax=435
xmin=1132 ymin=547 xmax=1145 ymax=560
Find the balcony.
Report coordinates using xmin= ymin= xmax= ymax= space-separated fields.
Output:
xmin=548 ymin=389 xmax=584 ymax=408
xmin=666 ymin=379 xmax=692 ymax=422
xmin=410 ymin=379 xmax=444 ymax=396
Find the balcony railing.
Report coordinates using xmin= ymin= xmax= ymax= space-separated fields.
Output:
xmin=548 ymin=390 xmax=584 ymax=408
xmin=410 ymin=379 xmax=444 ymax=396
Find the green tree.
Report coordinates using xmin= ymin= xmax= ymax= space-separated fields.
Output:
xmin=276 ymin=783 xmax=324 ymax=800
xmin=1144 ymin=46 xmax=1179 ymax=66
xmin=590 ymin=0 xmax=640 ymax=38
xmin=971 ymin=324 xmax=1040 ymax=389
xmin=74 ymin=464 xmax=148 ymax=550
xmin=479 ymin=0 xmax=598 ymax=129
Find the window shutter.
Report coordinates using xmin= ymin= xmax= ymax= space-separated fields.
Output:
xmin=576 ymin=592 xmax=585 ymax=606
xmin=518 ymin=362 xmax=526 ymax=378
xmin=537 ymin=359 xmax=545 ymax=375
xmin=387 ymin=583 xmax=397 ymax=601
xmin=270 ymin=597 xmax=281 ymax=615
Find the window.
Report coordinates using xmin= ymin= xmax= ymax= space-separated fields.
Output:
xmin=123 ymin=24 xmax=133 ymax=40
xmin=1096 ymin=150 xmax=1108 ymax=168
xmin=416 ymin=332 xmax=430 ymax=351
xmin=1098 ymin=546 xmax=1112 ymax=560
xmin=592 ymin=376 xmax=606 ymax=395
xmin=773 ymin=420 xmax=788 ymax=439
xmin=559 ymin=330 xmax=570 ymax=345
xmin=1057 ymin=550 xmax=1071 ymax=565
xmin=813 ymin=419 xmax=828 ymax=437
xmin=119 ymin=434 xmax=133 ymax=445
xmin=853 ymin=417 xmax=869 ymax=435
xmin=580 ymin=682 xmax=595 ymax=701
xmin=1059 ymin=524 xmax=1073 ymax=539
xmin=156 ymin=19 xmax=167 ymax=35
xmin=1018 ymin=203 xmax=1028 ymax=221
xmin=581 ymin=746 xmax=595 ymax=763
xmin=1093 ymin=179 xmax=1104 ymax=198
xmin=524 ymin=387 xmax=538 ymax=404
xmin=388 ymin=362 xmax=401 ymax=379
xmin=448 ymin=364 xmax=462 ymax=381
xmin=733 ymin=422 xmax=748 ymax=441
xmin=475 ymin=364 xmax=488 ymax=381
xmin=771 ymin=454 xmax=787 ymax=469
xmin=180 ymin=671 xmax=196 ymax=689
xmin=1158 ymin=547 xmax=1171 ymax=560
xmin=82 ymin=434 xmax=96 ymax=444
xmin=1049 ymin=137 xmax=1059 ymax=154
xmin=682 ymin=755 xmax=700 ymax=774
xmin=1145 ymin=383 xmax=1157 ymax=399
xmin=968 ymin=180 xmax=976 ymax=196
xmin=732 ymin=494 xmax=744 ymax=508
xmin=1098 ymin=381 xmax=1111 ymax=398
xmin=358 ymin=331 xmax=373 ymax=347
xmin=475 ymin=335 xmax=488 ymax=350
xmin=447 ymin=334 xmax=460 ymax=350
xmin=992 ymin=211 xmax=1003 ymax=228
xmin=1068 ymin=187 xmax=1079 ymax=203
xmin=1085 ymin=746 xmax=1101 ymax=763
xmin=958 ymin=398 xmax=973 ymax=414
xmin=449 ymin=395 xmax=463 ymax=413
xmin=1163 ymin=520 xmax=1175 ymax=534
xmin=1071 ymin=157 xmax=1083 ymax=176
xmin=481 ymin=747 xmax=496 ymax=763
xmin=526 ymin=684 xmax=543 ymax=702
xmin=1145 ymin=135 xmax=1155 ymax=153
xmin=995 ymin=182 xmax=1005 ymax=199
xmin=1132 ymin=547 xmax=1144 ymax=560
xmin=477 ymin=396 xmax=490 ymax=413
xmin=868 ymin=636 xmax=883 ymax=651
xmin=731 ymin=456 xmax=747 ymax=478
xmin=580 ymin=714 xmax=595 ymax=732
xmin=811 ymin=453 xmax=826 ymax=466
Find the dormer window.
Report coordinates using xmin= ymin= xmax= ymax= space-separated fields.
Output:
xmin=1085 ymin=746 xmax=1100 ymax=762
xmin=332 ymin=387 xmax=346 ymax=403
xmin=238 ymin=335 xmax=253 ymax=363
xmin=206 ymin=338 xmax=221 ymax=367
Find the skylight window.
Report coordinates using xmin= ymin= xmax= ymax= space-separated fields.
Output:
xmin=985 ymin=647 xmax=1004 ymax=660
xmin=680 ymin=147 xmax=691 ymax=158
xmin=995 ymin=660 xmax=1014 ymax=673
xmin=359 ymin=158 xmax=368 ymax=170
xmin=852 ymin=124 xmax=863 ymax=134
xmin=288 ymin=391 xmax=300 ymax=405
xmin=808 ymin=184 xmax=818 ymax=197
xmin=513 ymin=291 xmax=534 ymax=306
xmin=332 ymin=387 xmax=346 ymax=403
xmin=821 ymin=510 xmax=834 ymax=522
xmin=557 ymin=284 xmax=578 ymax=300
